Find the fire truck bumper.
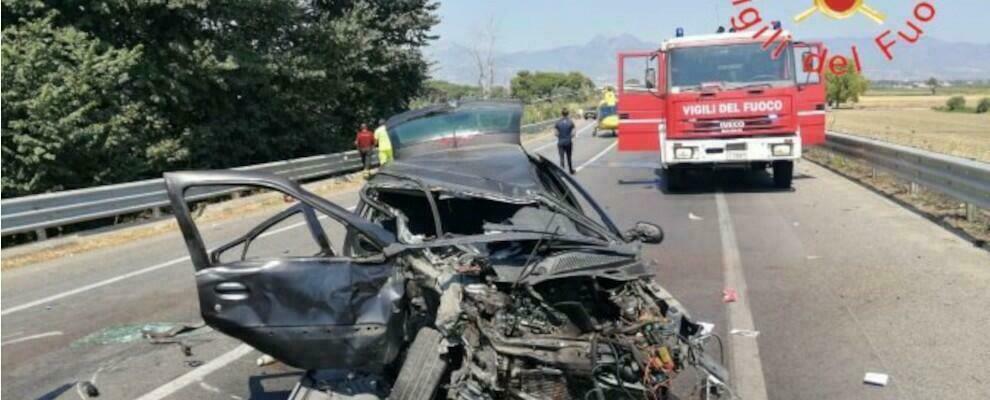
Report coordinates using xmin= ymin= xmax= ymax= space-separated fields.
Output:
xmin=661 ymin=134 xmax=801 ymax=168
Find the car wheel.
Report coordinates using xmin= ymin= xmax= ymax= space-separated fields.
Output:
xmin=773 ymin=161 xmax=793 ymax=189
xmin=391 ymin=328 xmax=447 ymax=400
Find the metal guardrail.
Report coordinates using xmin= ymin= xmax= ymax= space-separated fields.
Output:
xmin=1 ymin=120 xmax=557 ymax=239
xmin=823 ymin=131 xmax=990 ymax=218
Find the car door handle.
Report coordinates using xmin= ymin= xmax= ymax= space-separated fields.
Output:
xmin=214 ymin=282 xmax=250 ymax=301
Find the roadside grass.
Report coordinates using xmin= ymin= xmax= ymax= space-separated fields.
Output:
xmin=0 ymin=126 xmax=564 ymax=270
xmin=828 ymin=93 xmax=990 ymax=163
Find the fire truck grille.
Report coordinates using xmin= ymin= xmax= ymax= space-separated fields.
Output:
xmin=683 ymin=115 xmax=784 ymax=134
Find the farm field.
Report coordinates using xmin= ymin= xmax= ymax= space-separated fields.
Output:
xmin=828 ymin=91 xmax=990 ymax=162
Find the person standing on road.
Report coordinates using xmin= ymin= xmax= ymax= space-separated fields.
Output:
xmin=374 ymin=119 xmax=394 ymax=165
xmin=554 ymin=108 xmax=576 ymax=174
xmin=354 ymin=123 xmax=375 ymax=172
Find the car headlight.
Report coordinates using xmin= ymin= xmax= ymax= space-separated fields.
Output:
xmin=772 ymin=144 xmax=792 ymax=156
xmin=674 ymin=147 xmax=695 ymax=159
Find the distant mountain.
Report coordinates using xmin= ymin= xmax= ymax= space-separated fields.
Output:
xmin=821 ymin=37 xmax=990 ymax=81
xmin=426 ymin=35 xmax=990 ymax=86
xmin=426 ymin=34 xmax=656 ymax=86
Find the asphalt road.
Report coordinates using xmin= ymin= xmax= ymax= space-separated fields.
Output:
xmin=3 ymin=120 xmax=989 ymax=400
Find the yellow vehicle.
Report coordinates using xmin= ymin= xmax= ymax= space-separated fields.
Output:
xmin=594 ymin=88 xmax=619 ymax=136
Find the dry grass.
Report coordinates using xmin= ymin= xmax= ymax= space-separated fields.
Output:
xmin=828 ymin=94 xmax=990 ymax=162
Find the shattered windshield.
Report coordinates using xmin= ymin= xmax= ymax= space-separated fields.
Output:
xmin=388 ymin=102 xmax=523 ymax=158
xmin=669 ymin=43 xmax=794 ymax=90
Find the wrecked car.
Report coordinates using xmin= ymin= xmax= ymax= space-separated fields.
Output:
xmin=164 ymin=100 xmax=733 ymax=400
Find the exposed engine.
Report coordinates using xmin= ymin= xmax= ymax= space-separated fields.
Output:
xmin=401 ymin=247 xmax=730 ymax=400
xmin=363 ymin=179 xmax=733 ymax=400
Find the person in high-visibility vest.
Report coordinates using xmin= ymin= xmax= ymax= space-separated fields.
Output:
xmin=374 ymin=119 xmax=393 ymax=165
xmin=602 ymin=86 xmax=617 ymax=107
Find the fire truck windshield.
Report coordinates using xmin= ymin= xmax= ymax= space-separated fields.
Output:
xmin=669 ymin=43 xmax=794 ymax=91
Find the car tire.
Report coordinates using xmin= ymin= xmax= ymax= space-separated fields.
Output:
xmin=391 ymin=328 xmax=447 ymax=400
xmin=773 ymin=161 xmax=794 ymax=189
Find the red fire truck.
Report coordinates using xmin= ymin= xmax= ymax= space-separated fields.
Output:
xmin=616 ymin=28 xmax=826 ymax=189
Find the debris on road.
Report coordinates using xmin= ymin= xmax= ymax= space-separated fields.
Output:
xmin=864 ymin=372 xmax=890 ymax=386
xmin=806 ymin=255 xmax=821 ymax=260
xmin=186 ymin=360 xmax=204 ymax=368
xmin=141 ymin=322 xmax=205 ymax=343
xmin=689 ymin=212 xmax=704 ymax=221
xmin=729 ymin=329 xmax=760 ymax=338
xmin=722 ymin=288 xmax=738 ymax=303
xmin=78 ymin=381 xmax=100 ymax=397
xmin=256 ymin=354 xmax=277 ymax=367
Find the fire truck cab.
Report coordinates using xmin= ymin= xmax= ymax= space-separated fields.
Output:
xmin=616 ymin=29 xmax=826 ymax=189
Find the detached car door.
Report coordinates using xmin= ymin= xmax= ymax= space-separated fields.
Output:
xmin=164 ymin=171 xmax=404 ymax=371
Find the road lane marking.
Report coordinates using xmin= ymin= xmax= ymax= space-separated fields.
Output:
xmin=715 ymin=192 xmax=769 ymax=400
xmin=134 ymin=344 xmax=254 ymax=400
xmin=576 ymin=141 xmax=618 ymax=172
xmin=1 ymin=330 xmax=63 ymax=346
xmin=2 ymin=257 xmax=188 ymax=316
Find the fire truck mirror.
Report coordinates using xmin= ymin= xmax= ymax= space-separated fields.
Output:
xmin=645 ymin=67 xmax=657 ymax=89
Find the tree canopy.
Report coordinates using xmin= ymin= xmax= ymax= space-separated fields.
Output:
xmin=825 ymin=60 xmax=869 ymax=108
xmin=510 ymin=71 xmax=595 ymax=103
xmin=2 ymin=0 xmax=438 ymax=196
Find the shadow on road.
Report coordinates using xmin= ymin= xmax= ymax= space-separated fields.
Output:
xmin=617 ymin=168 xmax=816 ymax=195
xmin=35 ymin=383 xmax=74 ymax=400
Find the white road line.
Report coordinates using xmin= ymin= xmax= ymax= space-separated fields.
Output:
xmin=1 ymin=330 xmax=63 ymax=346
xmin=2 ymin=257 xmax=188 ymax=316
xmin=576 ymin=141 xmax=618 ymax=172
xmin=1 ymin=205 xmax=358 ymax=317
xmin=134 ymin=344 xmax=254 ymax=400
xmin=715 ymin=192 xmax=769 ymax=400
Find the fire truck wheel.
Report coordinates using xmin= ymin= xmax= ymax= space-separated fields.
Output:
xmin=773 ymin=161 xmax=794 ymax=189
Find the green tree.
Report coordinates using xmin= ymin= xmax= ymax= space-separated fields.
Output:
xmin=976 ymin=98 xmax=990 ymax=114
xmin=926 ymin=77 xmax=940 ymax=95
xmin=1 ymin=0 xmax=439 ymax=196
xmin=825 ymin=60 xmax=869 ymax=108
xmin=510 ymin=71 xmax=594 ymax=103
xmin=946 ymin=96 xmax=966 ymax=111
xmin=2 ymin=12 xmax=170 ymax=195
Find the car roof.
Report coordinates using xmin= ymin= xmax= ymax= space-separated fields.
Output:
xmin=367 ymin=144 xmax=550 ymax=203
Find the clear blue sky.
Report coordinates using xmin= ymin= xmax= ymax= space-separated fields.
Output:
xmin=432 ymin=0 xmax=990 ymax=51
